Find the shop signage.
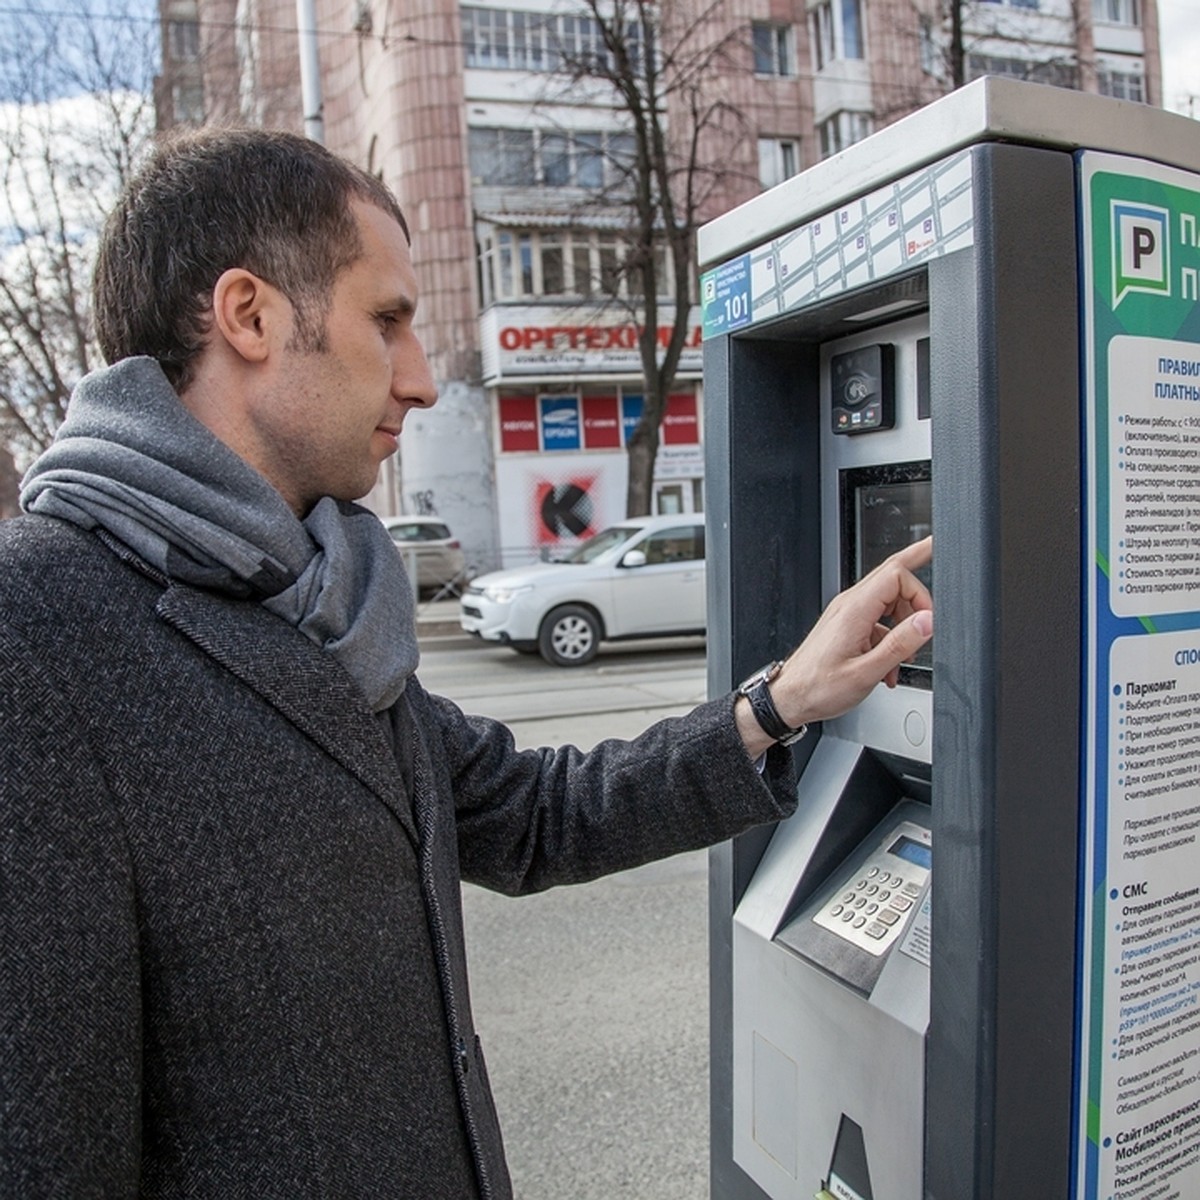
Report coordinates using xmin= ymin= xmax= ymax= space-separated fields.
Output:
xmin=498 ymin=395 xmax=538 ymax=452
xmin=582 ymin=396 xmax=621 ymax=449
xmin=539 ymin=396 xmax=580 ymax=451
xmin=480 ymin=304 xmax=704 ymax=381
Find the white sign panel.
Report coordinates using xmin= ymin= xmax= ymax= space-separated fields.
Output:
xmin=480 ymin=304 xmax=703 ymax=383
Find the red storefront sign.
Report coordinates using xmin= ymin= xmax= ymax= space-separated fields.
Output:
xmin=498 ymin=395 xmax=539 ymax=452
xmin=497 ymin=324 xmax=703 ymax=352
xmin=662 ymin=394 xmax=699 ymax=445
xmin=582 ymin=396 xmax=620 ymax=449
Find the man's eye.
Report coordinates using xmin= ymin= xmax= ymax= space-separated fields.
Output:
xmin=377 ymin=312 xmax=399 ymax=329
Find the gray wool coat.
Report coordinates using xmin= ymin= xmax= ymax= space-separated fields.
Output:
xmin=0 ymin=515 xmax=798 ymax=1199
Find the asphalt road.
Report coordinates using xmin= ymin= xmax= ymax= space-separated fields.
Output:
xmin=417 ymin=631 xmax=715 ymax=1200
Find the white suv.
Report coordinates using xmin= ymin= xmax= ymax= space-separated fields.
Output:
xmin=460 ymin=514 xmax=706 ymax=666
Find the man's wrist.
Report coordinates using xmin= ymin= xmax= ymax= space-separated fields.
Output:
xmin=734 ymin=695 xmax=774 ymax=759
xmin=736 ymin=661 xmax=809 ymax=747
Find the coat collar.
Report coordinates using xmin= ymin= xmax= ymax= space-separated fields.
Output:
xmin=155 ymin=582 xmax=420 ymax=849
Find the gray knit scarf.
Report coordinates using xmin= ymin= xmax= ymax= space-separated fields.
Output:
xmin=21 ymin=357 xmax=419 ymax=712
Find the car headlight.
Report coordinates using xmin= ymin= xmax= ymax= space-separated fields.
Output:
xmin=483 ymin=584 xmax=534 ymax=604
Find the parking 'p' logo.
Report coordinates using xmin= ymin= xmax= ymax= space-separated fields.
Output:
xmin=1112 ymin=201 xmax=1170 ymax=307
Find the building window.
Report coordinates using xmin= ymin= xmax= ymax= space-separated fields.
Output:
xmin=758 ymin=138 xmax=799 ymax=189
xmin=1097 ymin=65 xmax=1145 ymax=101
xmin=557 ymin=13 xmax=606 ymax=69
xmin=477 ymin=227 xmax=675 ymax=304
xmin=468 ymin=127 xmax=535 ymax=186
xmin=817 ymin=111 xmax=872 ymax=160
xmin=809 ymin=0 xmax=864 ymax=71
xmin=460 ymin=7 xmax=508 ymax=69
xmin=168 ymin=18 xmax=200 ymax=61
xmin=751 ymin=22 xmax=795 ymax=77
xmin=462 ymin=6 xmax=646 ymax=73
xmin=171 ymin=81 xmax=204 ymax=124
xmin=541 ymin=235 xmax=565 ymax=293
xmin=1093 ymin=0 xmax=1140 ymax=23
xmin=966 ymin=54 xmax=1077 ymax=89
xmin=470 ymin=127 xmax=634 ymax=191
xmin=576 ymin=132 xmax=604 ymax=189
xmin=598 ymin=239 xmax=621 ymax=296
xmin=980 ymin=0 xmax=1039 ymax=8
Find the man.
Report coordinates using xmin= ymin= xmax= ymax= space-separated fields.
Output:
xmin=0 ymin=129 xmax=931 ymax=1197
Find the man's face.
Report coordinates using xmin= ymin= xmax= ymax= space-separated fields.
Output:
xmin=253 ymin=200 xmax=437 ymax=514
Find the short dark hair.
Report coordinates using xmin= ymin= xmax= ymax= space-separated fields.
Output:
xmin=93 ymin=127 xmax=410 ymax=390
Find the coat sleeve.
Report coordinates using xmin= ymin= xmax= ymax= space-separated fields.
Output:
xmin=411 ymin=680 xmax=798 ymax=896
xmin=0 ymin=626 xmax=141 ymax=1197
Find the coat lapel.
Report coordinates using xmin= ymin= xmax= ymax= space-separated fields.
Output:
xmin=155 ymin=583 xmax=420 ymax=848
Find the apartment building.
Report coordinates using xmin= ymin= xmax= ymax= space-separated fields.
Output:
xmin=156 ymin=0 xmax=1160 ymax=570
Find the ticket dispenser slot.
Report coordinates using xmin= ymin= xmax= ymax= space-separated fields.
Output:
xmin=730 ymin=312 xmax=933 ymax=1200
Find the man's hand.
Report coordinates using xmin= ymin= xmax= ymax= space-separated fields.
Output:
xmin=736 ymin=537 xmax=933 ymax=759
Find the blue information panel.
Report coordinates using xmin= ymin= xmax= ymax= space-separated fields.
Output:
xmin=1075 ymin=150 xmax=1200 ymax=1200
xmin=700 ymin=253 xmax=752 ymax=339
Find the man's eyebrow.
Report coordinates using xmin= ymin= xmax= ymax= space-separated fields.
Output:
xmin=379 ymin=295 xmax=417 ymax=316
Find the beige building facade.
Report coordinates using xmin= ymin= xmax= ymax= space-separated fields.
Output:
xmin=156 ymin=0 xmax=1161 ymax=570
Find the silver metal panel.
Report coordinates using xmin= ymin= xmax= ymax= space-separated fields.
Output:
xmin=820 ymin=316 xmax=934 ymax=761
xmin=732 ymin=920 xmax=926 ymax=1200
xmin=731 ymin=747 xmax=929 ymax=1200
xmin=699 ymin=76 xmax=1200 ymax=270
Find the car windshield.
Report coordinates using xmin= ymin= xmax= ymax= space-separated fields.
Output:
xmin=561 ymin=526 xmax=639 ymax=564
xmin=389 ymin=523 xmax=450 ymax=542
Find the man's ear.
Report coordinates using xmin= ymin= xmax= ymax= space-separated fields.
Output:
xmin=210 ymin=268 xmax=287 ymax=363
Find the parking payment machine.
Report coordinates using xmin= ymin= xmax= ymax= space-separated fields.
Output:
xmin=701 ymin=79 xmax=1200 ymax=1199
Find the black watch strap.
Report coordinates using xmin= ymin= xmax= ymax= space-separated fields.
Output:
xmin=741 ymin=664 xmax=808 ymax=747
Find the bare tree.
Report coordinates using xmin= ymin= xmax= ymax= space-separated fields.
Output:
xmin=935 ymin=0 xmax=1086 ymax=97
xmin=0 ymin=0 xmax=157 ymax=467
xmin=534 ymin=0 xmax=753 ymax=517
xmin=869 ymin=0 xmax=1096 ymax=130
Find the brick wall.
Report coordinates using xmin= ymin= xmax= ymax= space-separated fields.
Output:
xmin=318 ymin=0 xmax=479 ymax=385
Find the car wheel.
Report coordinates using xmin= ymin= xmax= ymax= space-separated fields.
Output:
xmin=538 ymin=605 xmax=601 ymax=667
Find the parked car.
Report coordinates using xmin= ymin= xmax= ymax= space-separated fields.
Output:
xmin=382 ymin=516 xmax=467 ymax=596
xmin=460 ymin=513 xmax=706 ymax=666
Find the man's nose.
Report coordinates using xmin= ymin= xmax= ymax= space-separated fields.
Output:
xmin=396 ymin=338 xmax=438 ymax=408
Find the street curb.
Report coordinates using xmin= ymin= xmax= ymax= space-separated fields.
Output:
xmin=414 ymin=598 xmax=464 ymax=641
xmin=418 ymin=619 xmax=464 ymax=638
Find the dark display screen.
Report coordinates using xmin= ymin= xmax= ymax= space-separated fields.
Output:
xmin=888 ymin=834 xmax=932 ymax=871
xmin=841 ymin=461 xmax=933 ymax=686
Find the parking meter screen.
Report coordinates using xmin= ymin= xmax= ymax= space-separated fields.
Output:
xmin=846 ymin=464 xmax=933 ymax=684
xmin=888 ymin=834 xmax=932 ymax=871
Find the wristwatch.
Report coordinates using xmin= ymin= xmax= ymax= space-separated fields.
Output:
xmin=736 ymin=660 xmax=809 ymax=746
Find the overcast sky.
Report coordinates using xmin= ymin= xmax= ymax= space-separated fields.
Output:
xmin=1158 ymin=0 xmax=1200 ymax=115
